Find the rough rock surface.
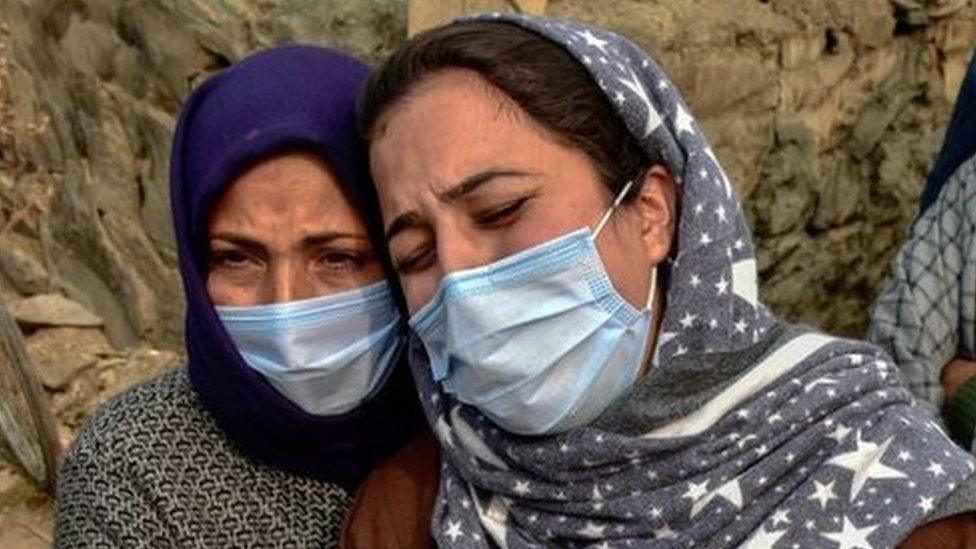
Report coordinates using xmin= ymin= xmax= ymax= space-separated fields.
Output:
xmin=1 ymin=0 xmax=973 ymax=347
xmin=8 ymin=294 xmax=103 ymax=330
xmin=25 ymin=327 xmax=110 ymax=390
xmin=0 ymin=1 xmax=974 ymax=546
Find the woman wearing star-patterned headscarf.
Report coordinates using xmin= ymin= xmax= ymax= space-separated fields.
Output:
xmin=355 ymin=13 xmax=976 ymax=548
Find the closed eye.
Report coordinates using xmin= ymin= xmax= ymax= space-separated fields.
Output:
xmin=473 ymin=196 xmax=534 ymax=228
xmin=395 ymin=245 xmax=435 ymax=274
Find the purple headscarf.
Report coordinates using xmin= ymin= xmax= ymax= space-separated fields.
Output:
xmin=169 ymin=45 xmax=422 ymax=490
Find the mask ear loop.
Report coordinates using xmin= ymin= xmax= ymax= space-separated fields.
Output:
xmin=593 ymin=178 xmax=659 ymax=312
xmin=593 ymin=179 xmax=636 ymax=238
xmin=646 ymin=266 xmax=658 ymax=310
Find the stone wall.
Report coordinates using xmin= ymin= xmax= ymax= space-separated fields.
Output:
xmin=4 ymin=0 xmax=974 ymax=354
xmin=0 ymin=0 xmax=974 ymax=544
xmin=1 ymin=0 xmax=974 ymax=352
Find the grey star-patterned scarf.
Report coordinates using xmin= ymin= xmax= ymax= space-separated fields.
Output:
xmin=411 ymin=12 xmax=976 ymax=548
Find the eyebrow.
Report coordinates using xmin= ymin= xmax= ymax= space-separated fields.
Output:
xmin=384 ymin=169 xmax=536 ymax=243
xmin=210 ymin=231 xmax=370 ymax=250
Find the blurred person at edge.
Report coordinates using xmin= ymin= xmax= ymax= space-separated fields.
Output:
xmin=871 ymin=49 xmax=976 ymax=456
xmin=349 ymin=14 xmax=976 ymax=548
xmin=53 ymin=46 xmax=429 ymax=548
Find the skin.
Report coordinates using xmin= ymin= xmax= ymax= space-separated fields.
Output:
xmin=943 ymin=358 xmax=976 ymax=403
xmin=367 ymin=68 xmax=976 ymax=545
xmin=206 ymin=151 xmax=383 ymax=306
xmin=369 ymin=69 xmax=676 ymax=369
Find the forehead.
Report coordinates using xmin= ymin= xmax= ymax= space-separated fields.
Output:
xmin=211 ymin=152 xmax=357 ymax=224
xmin=374 ymin=69 xmax=523 ymax=138
xmin=368 ymin=70 xmax=555 ymax=190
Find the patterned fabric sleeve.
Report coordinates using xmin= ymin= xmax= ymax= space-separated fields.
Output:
xmin=54 ymin=420 xmax=175 ymax=548
xmin=868 ymin=155 xmax=976 ymax=414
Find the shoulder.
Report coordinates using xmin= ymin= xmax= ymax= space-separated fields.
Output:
xmin=64 ymin=369 xmax=212 ymax=468
xmin=58 ymin=369 xmax=221 ymax=495
xmin=56 ymin=369 xmax=352 ymax=547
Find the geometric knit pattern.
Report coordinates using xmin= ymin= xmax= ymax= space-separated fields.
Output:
xmin=869 ymin=154 xmax=976 ymax=417
xmin=54 ymin=370 xmax=351 ymax=548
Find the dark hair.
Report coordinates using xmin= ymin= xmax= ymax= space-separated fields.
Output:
xmin=357 ymin=21 xmax=651 ymax=198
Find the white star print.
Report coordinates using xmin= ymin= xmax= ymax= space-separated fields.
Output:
xmin=690 ymin=274 xmax=701 ymax=288
xmin=514 ymin=480 xmax=531 ymax=496
xmin=578 ymin=29 xmax=610 ymax=52
xmin=734 ymin=319 xmax=748 ymax=333
xmin=613 ymin=90 xmax=626 ymax=105
xmin=809 ymin=479 xmax=838 ymax=509
xmin=827 ymin=423 xmax=852 ymax=443
xmin=716 ymin=204 xmax=727 ymax=223
xmin=918 ymin=495 xmax=935 ymax=513
xmin=826 ymin=432 xmax=907 ymax=501
xmin=715 ymin=276 xmax=729 ymax=295
xmin=444 ymin=520 xmax=464 ymax=543
xmin=690 ymin=478 xmax=743 ymax=517
xmin=821 ymin=517 xmax=877 ymax=549
xmin=684 ymin=479 xmax=709 ymax=502
xmin=770 ymin=508 xmax=791 ymax=528
xmin=617 ymin=66 xmax=662 ymax=137
xmin=702 ymin=147 xmax=735 ymax=198
xmin=700 ymin=232 xmax=712 ymax=245
xmin=926 ymin=461 xmax=945 ymax=477
xmin=578 ymin=521 xmax=607 ymax=539
xmin=653 ymin=524 xmax=677 ymax=539
xmin=680 ymin=312 xmax=697 ymax=329
xmin=674 ymin=103 xmax=695 ymax=135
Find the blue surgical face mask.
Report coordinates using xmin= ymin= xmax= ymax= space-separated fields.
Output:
xmin=217 ymin=280 xmax=401 ymax=416
xmin=409 ymin=181 xmax=657 ymax=435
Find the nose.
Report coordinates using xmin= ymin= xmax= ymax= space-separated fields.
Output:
xmin=408 ymin=221 xmax=495 ymax=314
xmin=435 ymin=220 xmax=494 ymax=276
xmin=268 ymin=260 xmax=316 ymax=304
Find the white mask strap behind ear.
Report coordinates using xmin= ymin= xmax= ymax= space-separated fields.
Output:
xmin=593 ymin=179 xmax=636 ymax=238
xmin=646 ymin=266 xmax=658 ymax=310
xmin=592 ymin=178 xmax=659 ymax=312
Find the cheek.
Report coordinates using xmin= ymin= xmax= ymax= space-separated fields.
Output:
xmin=596 ymin=221 xmax=655 ymax=310
xmin=403 ymin=273 xmax=439 ymax=316
xmin=505 ymin=196 xmax=606 ymax=254
xmin=207 ymin=272 xmax=262 ymax=307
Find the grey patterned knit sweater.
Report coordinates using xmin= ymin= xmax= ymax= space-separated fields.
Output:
xmin=54 ymin=370 xmax=351 ymax=548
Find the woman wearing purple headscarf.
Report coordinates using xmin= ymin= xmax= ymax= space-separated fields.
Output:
xmin=53 ymin=45 xmax=423 ymax=548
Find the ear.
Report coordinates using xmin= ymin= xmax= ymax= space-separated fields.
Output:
xmin=635 ymin=164 xmax=677 ymax=264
